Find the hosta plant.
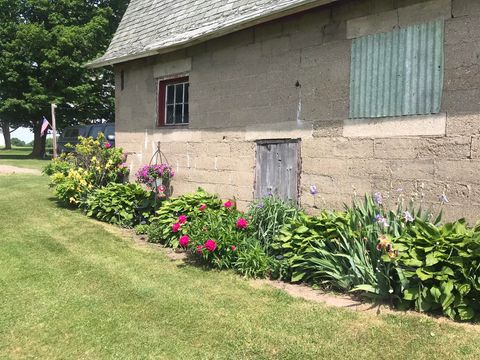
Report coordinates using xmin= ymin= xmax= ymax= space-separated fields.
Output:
xmin=391 ymin=218 xmax=480 ymax=321
xmin=83 ymin=183 xmax=155 ymax=227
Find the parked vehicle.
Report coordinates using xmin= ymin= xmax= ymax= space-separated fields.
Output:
xmin=86 ymin=123 xmax=115 ymax=146
xmin=57 ymin=123 xmax=115 ymax=154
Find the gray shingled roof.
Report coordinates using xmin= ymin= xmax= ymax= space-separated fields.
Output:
xmin=88 ymin=0 xmax=337 ymax=67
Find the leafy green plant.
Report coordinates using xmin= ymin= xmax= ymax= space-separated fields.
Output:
xmin=247 ymin=195 xmax=300 ymax=254
xmin=134 ymin=224 xmax=150 ymax=235
xmin=43 ymin=153 xmax=75 ymax=176
xmin=186 ymin=208 xmax=248 ymax=269
xmin=46 ymin=134 xmax=128 ymax=205
xmin=147 ymin=188 xmax=222 ymax=245
xmin=83 ymin=183 xmax=155 ymax=227
xmin=391 ymin=218 xmax=480 ymax=321
xmin=271 ymin=194 xmax=435 ymax=300
xmin=234 ymin=240 xmax=271 ymax=278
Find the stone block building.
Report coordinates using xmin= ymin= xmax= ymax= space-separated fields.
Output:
xmin=89 ymin=0 xmax=480 ymax=222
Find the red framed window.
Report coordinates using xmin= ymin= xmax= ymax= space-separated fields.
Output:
xmin=158 ymin=76 xmax=189 ymax=126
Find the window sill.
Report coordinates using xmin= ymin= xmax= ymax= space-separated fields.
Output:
xmin=343 ymin=113 xmax=446 ymax=138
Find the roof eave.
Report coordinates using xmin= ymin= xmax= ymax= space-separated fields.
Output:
xmin=86 ymin=0 xmax=338 ymax=69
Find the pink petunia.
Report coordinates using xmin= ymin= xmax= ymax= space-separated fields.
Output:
xmin=104 ymin=142 xmax=111 ymax=149
xmin=179 ymin=235 xmax=189 ymax=247
xmin=172 ymin=222 xmax=181 ymax=233
xmin=224 ymin=201 xmax=232 ymax=208
xmin=236 ymin=218 xmax=248 ymax=230
xmin=204 ymin=239 xmax=217 ymax=252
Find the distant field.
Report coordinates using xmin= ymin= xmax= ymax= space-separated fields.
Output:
xmin=0 ymin=147 xmax=51 ymax=170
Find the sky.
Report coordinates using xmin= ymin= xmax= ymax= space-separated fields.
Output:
xmin=11 ymin=127 xmax=35 ymax=142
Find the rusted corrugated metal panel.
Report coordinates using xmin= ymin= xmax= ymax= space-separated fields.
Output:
xmin=349 ymin=19 xmax=444 ymax=119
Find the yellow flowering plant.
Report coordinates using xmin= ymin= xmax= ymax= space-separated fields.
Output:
xmin=46 ymin=133 xmax=129 ymax=206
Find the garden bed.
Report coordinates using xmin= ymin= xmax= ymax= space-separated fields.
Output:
xmin=44 ymin=136 xmax=480 ymax=323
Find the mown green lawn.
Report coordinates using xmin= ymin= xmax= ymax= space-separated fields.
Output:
xmin=0 ymin=147 xmax=50 ymax=170
xmin=1 ymin=174 xmax=480 ymax=359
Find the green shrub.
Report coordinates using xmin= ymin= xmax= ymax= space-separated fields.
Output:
xmin=272 ymin=194 xmax=436 ymax=300
xmin=147 ymin=188 xmax=222 ymax=245
xmin=247 ymin=195 xmax=300 ymax=254
xmin=235 ymin=241 xmax=271 ymax=278
xmin=46 ymin=134 xmax=128 ymax=205
xmin=391 ymin=218 xmax=480 ymax=321
xmin=134 ymin=224 xmax=150 ymax=235
xmin=186 ymin=208 xmax=249 ymax=269
xmin=83 ymin=183 xmax=155 ymax=227
xmin=43 ymin=153 xmax=75 ymax=176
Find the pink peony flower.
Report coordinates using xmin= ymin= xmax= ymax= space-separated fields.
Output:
xmin=199 ymin=204 xmax=207 ymax=211
xmin=104 ymin=142 xmax=111 ymax=149
xmin=179 ymin=235 xmax=189 ymax=247
xmin=178 ymin=215 xmax=187 ymax=224
xmin=172 ymin=222 xmax=181 ymax=233
xmin=196 ymin=245 xmax=203 ymax=254
xmin=204 ymin=239 xmax=217 ymax=252
xmin=224 ymin=201 xmax=233 ymax=208
xmin=236 ymin=218 xmax=248 ymax=230
xmin=231 ymin=245 xmax=237 ymax=251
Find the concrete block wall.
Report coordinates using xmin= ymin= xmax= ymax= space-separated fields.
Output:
xmin=115 ymin=0 xmax=480 ymax=223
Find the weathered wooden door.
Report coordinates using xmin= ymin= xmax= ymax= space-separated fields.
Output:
xmin=255 ymin=140 xmax=299 ymax=202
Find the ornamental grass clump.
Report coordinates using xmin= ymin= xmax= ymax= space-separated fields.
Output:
xmin=247 ymin=195 xmax=301 ymax=254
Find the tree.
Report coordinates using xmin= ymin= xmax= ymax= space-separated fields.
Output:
xmin=10 ymin=137 xmax=26 ymax=147
xmin=0 ymin=0 xmax=129 ymax=157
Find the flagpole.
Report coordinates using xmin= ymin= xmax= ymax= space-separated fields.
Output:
xmin=51 ymin=104 xmax=58 ymax=158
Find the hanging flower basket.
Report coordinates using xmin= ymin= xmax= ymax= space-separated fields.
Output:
xmin=136 ymin=164 xmax=174 ymax=197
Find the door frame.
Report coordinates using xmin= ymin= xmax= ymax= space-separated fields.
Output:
xmin=253 ymin=138 xmax=302 ymax=203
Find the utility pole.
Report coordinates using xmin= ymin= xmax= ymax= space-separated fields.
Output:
xmin=51 ymin=103 xmax=58 ymax=158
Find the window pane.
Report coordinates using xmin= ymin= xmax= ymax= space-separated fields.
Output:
xmin=175 ymin=104 xmax=183 ymax=124
xmin=183 ymin=104 xmax=189 ymax=124
xmin=166 ymin=85 xmax=174 ymax=105
xmin=166 ymin=105 xmax=174 ymax=124
xmin=175 ymin=84 xmax=184 ymax=104
xmin=184 ymin=83 xmax=189 ymax=103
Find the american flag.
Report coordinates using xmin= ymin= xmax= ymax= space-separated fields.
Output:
xmin=40 ymin=116 xmax=50 ymax=136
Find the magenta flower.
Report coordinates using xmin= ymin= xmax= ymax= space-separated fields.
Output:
xmin=179 ymin=235 xmax=189 ymax=247
xmin=236 ymin=218 xmax=248 ymax=230
xmin=196 ymin=245 xmax=203 ymax=254
xmin=199 ymin=204 xmax=207 ymax=211
xmin=224 ymin=201 xmax=233 ymax=208
xmin=178 ymin=215 xmax=187 ymax=224
xmin=204 ymin=239 xmax=217 ymax=252
xmin=172 ymin=222 xmax=181 ymax=233
xmin=104 ymin=142 xmax=111 ymax=149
